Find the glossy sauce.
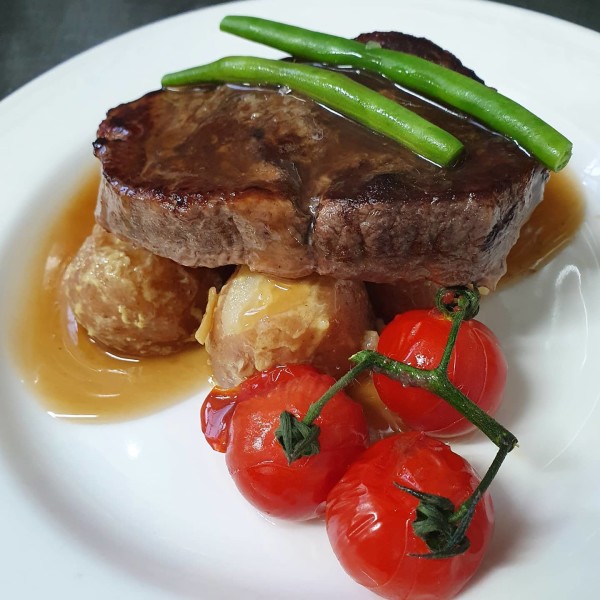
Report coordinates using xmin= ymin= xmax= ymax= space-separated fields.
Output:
xmin=99 ymin=80 xmax=543 ymax=222
xmin=11 ymin=167 xmax=583 ymax=423
xmin=503 ymin=169 xmax=585 ymax=284
xmin=12 ymin=171 xmax=212 ymax=422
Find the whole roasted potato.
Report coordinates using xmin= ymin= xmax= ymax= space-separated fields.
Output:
xmin=63 ymin=224 xmax=219 ymax=356
xmin=201 ymin=266 xmax=373 ymax=387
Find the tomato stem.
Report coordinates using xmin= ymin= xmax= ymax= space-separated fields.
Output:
xmin=436 ymin=288 xmax=474 ymax=372
xmin=434 ymin=285 xmax=480 ymax=321
xmin=275 ymin=411 xmax=322 ymax=463
xmin=275 ymin=361 xmax=372 ymax=463
xmin=451 ymin=439 xmax=511 ymax=524
xmin=302 ymin=361 xmax=372 ymax=426
xmin=398 ymin=439 xmax=511 ymax=558
xmin=393 ymin=483 xmax=474 ymax=558
xmin=351 ymin=350 xmax=517 ymax=451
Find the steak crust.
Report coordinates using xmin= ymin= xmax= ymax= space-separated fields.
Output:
xmin=94 ymin=32 xmax=548 ymax=288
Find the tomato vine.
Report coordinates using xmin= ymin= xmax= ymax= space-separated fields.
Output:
xmin=275 ymin=286 xmax=517 ymax=557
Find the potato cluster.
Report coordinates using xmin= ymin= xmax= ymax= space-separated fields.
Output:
xmin=63 ymin=227 xmax=377 ymax=383
xmin=63 ymin=225 xmax=219 ymax=356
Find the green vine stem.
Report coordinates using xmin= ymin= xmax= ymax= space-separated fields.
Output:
xmin=275 ymin=286 xmax=518 ymax=557
xmin=275 ymin=360 xmax=372 ymax=462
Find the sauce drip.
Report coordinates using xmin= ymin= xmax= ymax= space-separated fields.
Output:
xmin=11 ymin=171 xmax=211 ymax=422
xmin=503 ymin=169 xmax=585 ymax=284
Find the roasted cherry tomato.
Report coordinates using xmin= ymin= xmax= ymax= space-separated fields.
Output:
xmin=201 ymin=364 xmax=369 ymax=521
xmin=326 ymin=432 xmax=494 ymax=600
xmin=373 ymin=309 xmax=507 ymax=437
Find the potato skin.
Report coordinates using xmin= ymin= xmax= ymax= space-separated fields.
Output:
xmin=204 ymin=266 xmax=373 ymax=387
xmin=63 ymin=225 xmax=218 ymax=356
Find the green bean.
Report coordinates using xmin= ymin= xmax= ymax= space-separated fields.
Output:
xmin=220 ymin=16 xmax=572 ymax=171
xmin=161 ymin=56 xmax=464 ymax=167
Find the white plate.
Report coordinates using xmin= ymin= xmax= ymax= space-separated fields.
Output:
xmin=1 ymin=0 xmax=599 ymax=597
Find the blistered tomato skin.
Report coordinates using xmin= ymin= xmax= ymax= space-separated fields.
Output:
xmin=202 ymin=365 xmax=369 ymax=521
xmin=374 ymin=309 xmax=507 ymax=437
xmin=326 ymin=433 xmax=494 ymax=600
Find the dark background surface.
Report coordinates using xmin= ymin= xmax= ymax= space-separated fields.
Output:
xmin=1 ymin=0 xmax=599 ymax=100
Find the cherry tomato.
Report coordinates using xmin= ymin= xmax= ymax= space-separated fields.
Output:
xmin=326 ymin=432 xmax=494 ymax=600
xmin=201 ymin=364 xmax=369 ymax=521
xmin=373 ymin=309 xmax=507 ymax=437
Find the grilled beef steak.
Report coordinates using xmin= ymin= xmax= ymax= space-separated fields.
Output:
xmin=93 ymin=32 xmax=548 ymax=288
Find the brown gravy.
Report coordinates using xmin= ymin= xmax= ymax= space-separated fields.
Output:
xmin=503 ymin=169 xmax=585 ymax=284
xmin=11 ymin=171 xmax=212 ymax=423
xmin=11 ymin=167 xmax=583 ymax=423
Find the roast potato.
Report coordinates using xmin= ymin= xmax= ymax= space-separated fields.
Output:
xmin=63 ymin=224 xmax=219 ymax=356
xmin=202 ymin=266 xmax=374 ymax=387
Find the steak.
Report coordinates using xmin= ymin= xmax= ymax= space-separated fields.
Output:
xmin=93 ymin=32 xmax=548 ymax=289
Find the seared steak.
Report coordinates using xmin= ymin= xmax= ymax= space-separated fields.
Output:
xmin=93 ymin=32 xmax=548 ymax=288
